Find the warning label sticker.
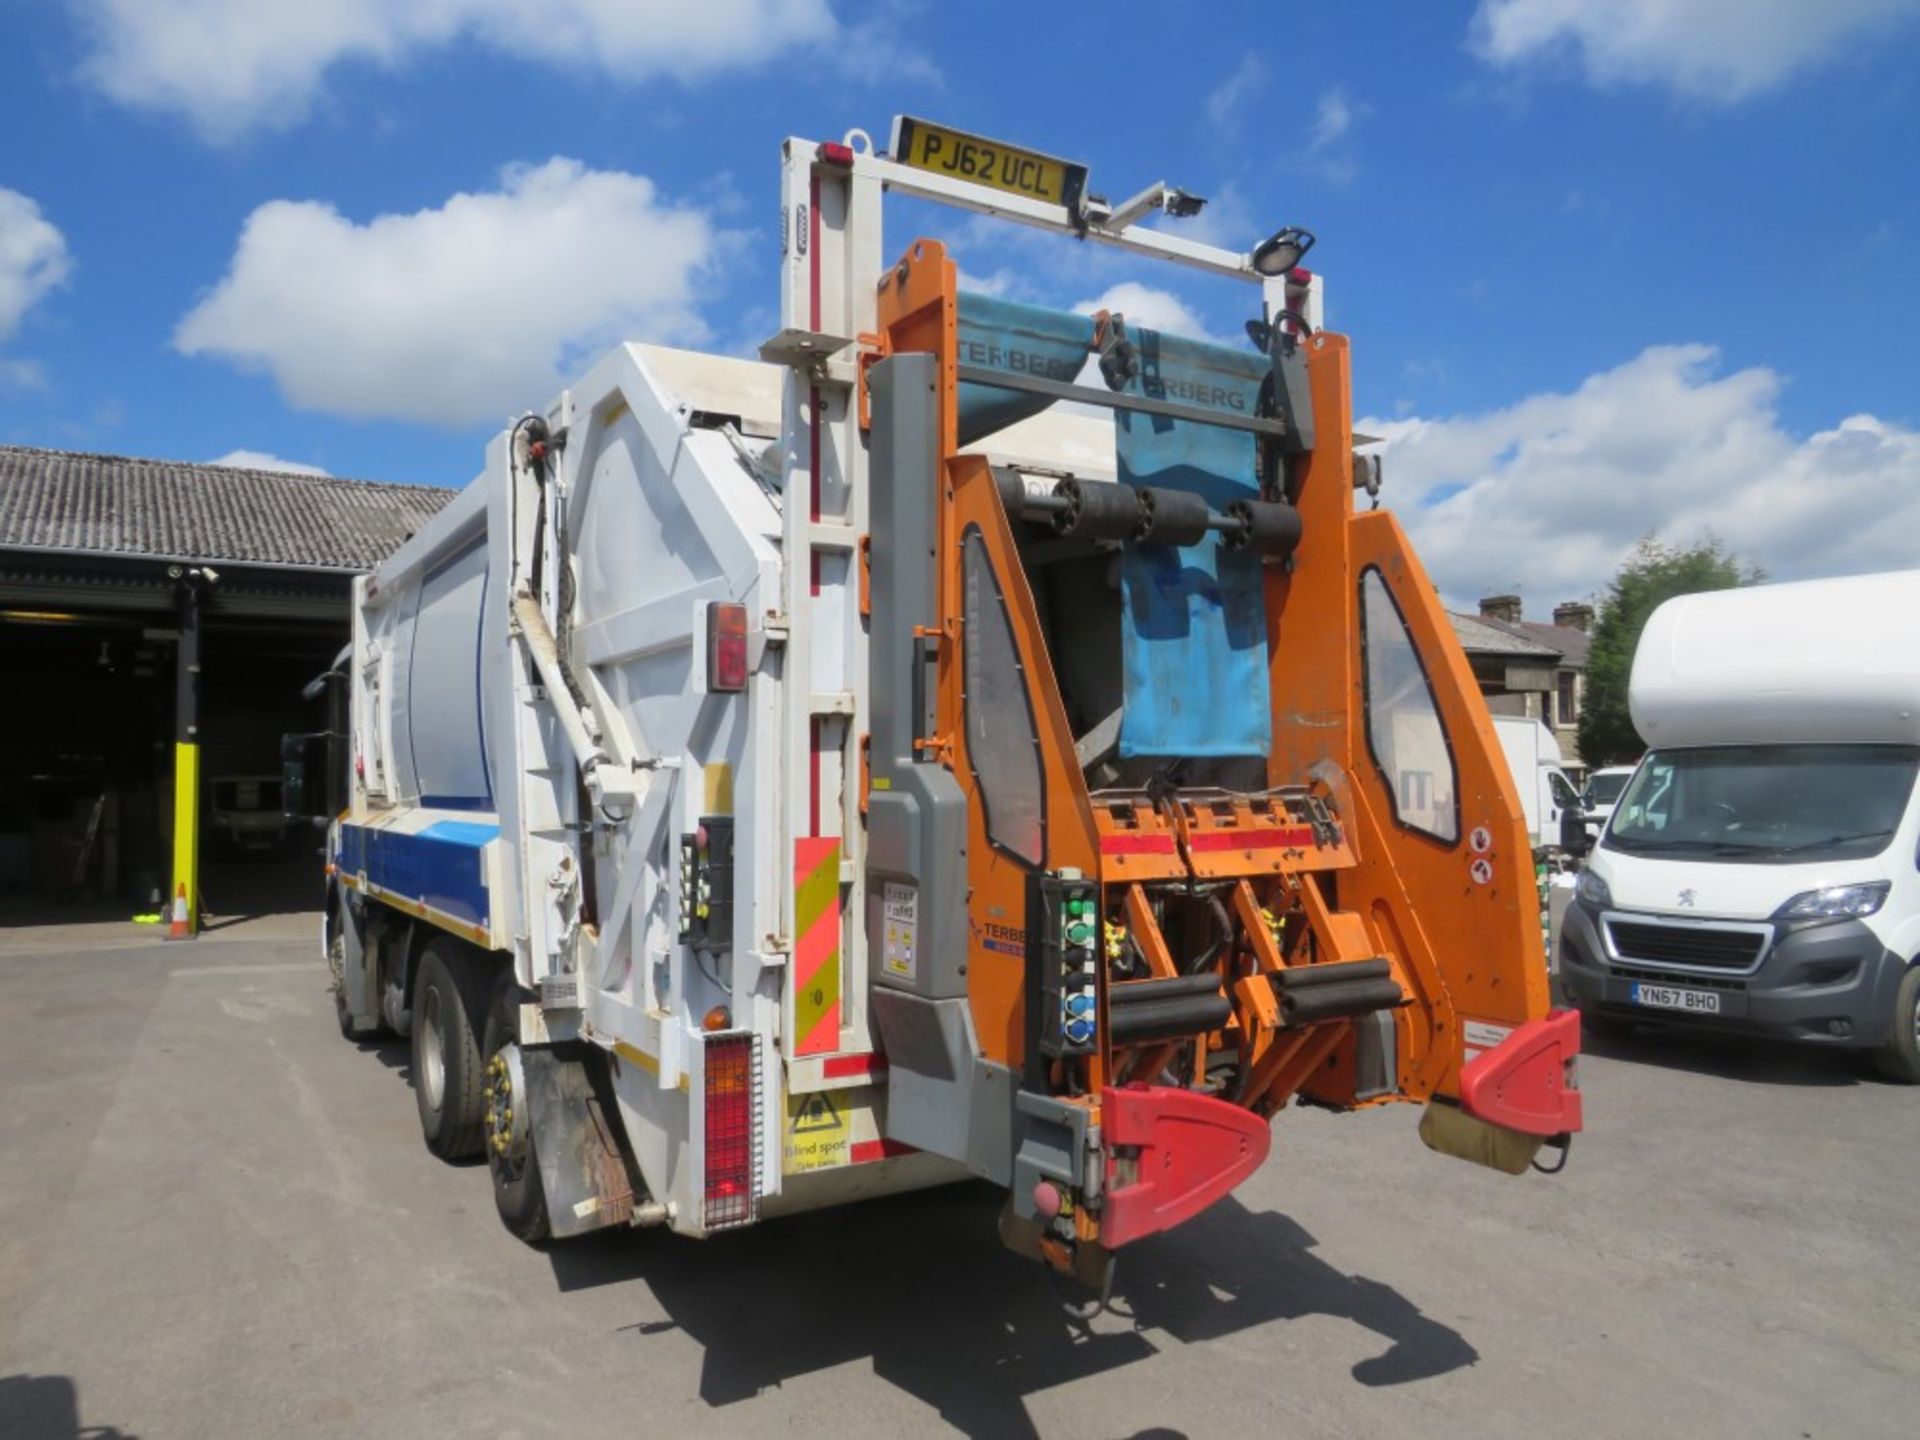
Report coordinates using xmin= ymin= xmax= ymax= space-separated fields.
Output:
xmin=783 ymin=1089 xmax=850 ymax=1173
xmin=882 ymin=881 xmax=919 ymax=982
xmin=1462 ymin=1018 xmax=1514 ymax=1065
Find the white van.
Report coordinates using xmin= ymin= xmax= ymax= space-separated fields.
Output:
xmin=1557 ymin=570 xmax=1920 ymax=1081
xmin=1581 ymin=764 xmax=1636 ymax=840
xmin=1491 ymin=714 xmax=1583 ymax=853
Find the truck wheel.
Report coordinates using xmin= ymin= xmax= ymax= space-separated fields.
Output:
xmin=482 ymin=983 xmax=551 ymax=1244
xmin=1578 ymin=1007 xmax=1634 ymax=1042
xmin=328 ymin=925 xmax=357 ymax=1041
xmin=413 ymin=941 xmax=489 ymax=1158
xmin=1871 ymin=964 xmax=1920 ymax=1084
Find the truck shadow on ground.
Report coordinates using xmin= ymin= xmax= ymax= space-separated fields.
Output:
xmin=546 ymin=1181 xmax=1475 ymax=1440
xmin=1581 ymin=1026 xmax=1882 ymax=1088
xmin=0 ymin=1373 xmax=137 ymax=1440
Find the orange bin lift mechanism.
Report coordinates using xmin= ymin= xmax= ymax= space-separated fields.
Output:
xmin=873 ymin=237 xmax=1579 ymax=1256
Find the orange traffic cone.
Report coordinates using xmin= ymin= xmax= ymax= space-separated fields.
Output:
xmin=166 ymin=883 xmax=191 ymax=941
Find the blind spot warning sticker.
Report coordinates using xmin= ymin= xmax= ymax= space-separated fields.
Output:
xmin=783 ymin=1089 xmax=850 ymax=1174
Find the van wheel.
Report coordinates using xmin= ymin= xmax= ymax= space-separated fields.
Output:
xmin=482 ymin=983 xmax=552 ymax=1244
xmin=1871 ymin=964 xmax=1920 ymax=1084
xmin=413 ymin=941 xmax=489 ymax=1158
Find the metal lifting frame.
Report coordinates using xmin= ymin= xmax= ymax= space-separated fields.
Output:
xmin=766 ymin=130 xmax=1325 ymax=1068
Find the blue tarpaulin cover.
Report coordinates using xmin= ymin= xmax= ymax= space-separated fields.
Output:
xmin=1113 ymin=331 xmax=1271 ymax=758
xmin=952 ymin=292 xmax=1272 ymax=761
xmin=955 ymin=294 xmax=1094 ymax=446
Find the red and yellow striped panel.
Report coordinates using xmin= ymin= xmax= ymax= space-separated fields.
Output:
xmin=792 ymin=837 xmax=842 ymax=1056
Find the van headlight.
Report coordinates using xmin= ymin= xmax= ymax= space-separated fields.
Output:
xmin=1773 ymin=881 xmax=1890 ymax=921
xmin=1575 ymin=869 xmax=1612 ymax=909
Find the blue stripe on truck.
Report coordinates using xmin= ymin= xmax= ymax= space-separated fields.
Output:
xmin=338 ymin=818 xmax=498 ymax=933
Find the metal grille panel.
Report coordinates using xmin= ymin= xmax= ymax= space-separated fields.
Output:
xmin=1607 ymin=919 xmax=1766 ymax=972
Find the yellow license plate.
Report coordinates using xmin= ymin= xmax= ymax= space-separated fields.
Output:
xmin=891 ymin=116 xmax=1087 ymax=208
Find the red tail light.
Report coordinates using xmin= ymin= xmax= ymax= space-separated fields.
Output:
xmin=703 ymin=1031 xmax=759 ymax=1230
xmin=707 ymin=602 xmax=749 ymax=692
xmin=819 ymin=141 xmax=855 ymax=168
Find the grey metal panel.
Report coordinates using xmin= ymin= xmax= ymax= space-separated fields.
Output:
xmin=406 ymin=537 xmax=491 ymax=804
xmin=1353 ymin=1009 xmax=1398 ymax=1101
xmin=1010 ymin=1090 xmax=1090 ymax=1220
xmin=866 ymin=356 xmax=969 ymax=1000
xmin=870 ymin=990 xmax=1018 ymax=1186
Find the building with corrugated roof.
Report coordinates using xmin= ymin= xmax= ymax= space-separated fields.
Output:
xmin=0 ymin=445 xmax=454 ymax=922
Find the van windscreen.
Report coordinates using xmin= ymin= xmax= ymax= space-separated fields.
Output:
xmin=1603 ymin=744 xmax=1919 ymax=864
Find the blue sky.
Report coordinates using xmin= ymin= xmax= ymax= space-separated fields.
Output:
xmin=1 ymin=0 xmax=1916 ymax=604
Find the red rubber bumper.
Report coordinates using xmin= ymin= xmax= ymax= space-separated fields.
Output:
xmin=1460 ymin=1009 xmax=1584 ymax=1138
xmin=1099 ymin=1084 xmax=1272 ymax=1249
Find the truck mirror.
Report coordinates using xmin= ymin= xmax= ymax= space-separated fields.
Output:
xmin=1559 ymin=804 xmax=1592 ymax=858
xmin=281 ymin=732 xmax=337 ymax=826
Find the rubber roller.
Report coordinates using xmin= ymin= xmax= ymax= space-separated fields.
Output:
xmin=1134 ymin=486 xmax=1211 ymax=546
xmin=1278 ymin=976 xmax=1404 ymax=1026
xmin=1109 ymin=973 xmax=1227 ymax=1005
xmin=1223 ymin=498 xmax=1303 ymax=558
xmin=1051 ymin=478 xmax=1145 ymax=541
xmin=1269 ymin=958 xmax=1393 ymax=991
xmin=1108 ymin=992 xmax=1234 ymax=1044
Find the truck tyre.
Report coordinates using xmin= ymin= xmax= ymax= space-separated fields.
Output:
xmin=329 ymin=923 xmax=357 ymax=1042
xmin=1872 ymin=964 xmax=1920 ymax=1084
xmin=482 ymin=983 xmax=552 ymax=1244
xmin=413 ymin=941 xmax=489 ymax=1159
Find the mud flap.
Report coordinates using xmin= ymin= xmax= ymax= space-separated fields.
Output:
xmin=1099 ymin=1084 xmax=1272 ymax=1249
xmin=522 ymin=1047 xmax=636 ymax=1239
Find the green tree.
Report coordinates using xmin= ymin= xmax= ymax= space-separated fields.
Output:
xmin=1578 ymin=537 xmax=1761 ymax=765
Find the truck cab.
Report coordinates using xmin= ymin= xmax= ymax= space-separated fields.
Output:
xmin=1557 ymin=572 xmax=1920 ymax=1080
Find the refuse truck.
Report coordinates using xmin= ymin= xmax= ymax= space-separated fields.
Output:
xmin=320 ymin=119 xmax=1582 ymax=1278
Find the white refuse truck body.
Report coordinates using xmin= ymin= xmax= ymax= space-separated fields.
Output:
xmin=1557 ymin=569 xmax=1920 ymax=1079
xmin=320 ymin=121 xmax=1582 ymax=1263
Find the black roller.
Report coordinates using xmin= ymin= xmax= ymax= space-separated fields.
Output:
xmin=1135 ymin=486 xmax=1211 ymax=546
xmin=1108 ymin=993 xmax=1234 ymax=1045
xmin=993 ymin=466 xmax=1026 ymax=512
xmin=1052 ymin=478 xmax=1145 ymax=541
xmin=1223 ymin=498 xmax=1303 ymax=558
xmin=1110 ymin=973 xmax=1225 ymax=1006
xmin=1270 ymin=957 xmax=1392 ymax=991
xmin=1279 ymin=976 xmax=1404 ymax=1026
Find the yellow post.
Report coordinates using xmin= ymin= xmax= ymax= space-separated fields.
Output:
xmin=167 ymin=575 xmax=204 ymax=939
xmin=169 ymin=741 xmax=200 ymax=938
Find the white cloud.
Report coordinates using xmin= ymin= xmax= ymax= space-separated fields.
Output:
xmin=74 ymin=0 xmax=838 ymax=141
xmin=209 ymin=449 xmax=329 ymax=475
xmin=1310 ymin=89 xmax=1355 ymax=151
xmin=0 ymin=188 xmax=70 ymax=346
xmin=175 ymin=158 xmax=728 ymax=427
xmin=1471 ymin=0 xmax=1920 ymax=103
xmin=1206 ymin=54 xmax=1267 ymax=128
xmin=1361 ymin=344 xmax=1920 ymax=606
xmin=1073 ymin=282 xmax=1228 ymax=347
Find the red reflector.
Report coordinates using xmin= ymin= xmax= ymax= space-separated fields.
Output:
xmin=703 ymin=1032 xmax=759 ymax=1229
xmin=1287 ymin=266 xmax=1314 ymax=287
xmin=1460 ymin=1009 xmax=1584 ymax=1138
xmin=707 ymin=601 xmax=749 ymax=692
xmin=819 ymin=141 xmax=855 ymax=167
